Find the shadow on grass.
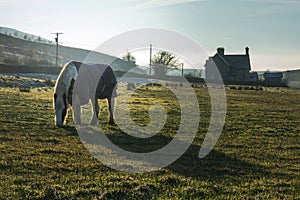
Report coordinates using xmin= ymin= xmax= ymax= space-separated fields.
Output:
xmin=167 ymin=144 xmax=267 ymax=181
xmin=71 ymin=125 xmax=267 ymax=180
xmin=61 ymin=125 xmax=79 ymax=136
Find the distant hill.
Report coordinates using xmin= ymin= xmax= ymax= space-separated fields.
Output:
xmin=0 ymin=27 xmax=136 ymax=73
xmin=0 ymin=26 xmax=54 ymax=45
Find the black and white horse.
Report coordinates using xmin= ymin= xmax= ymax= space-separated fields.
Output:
xmin=53 ymin=61 xmax=117 ymax=126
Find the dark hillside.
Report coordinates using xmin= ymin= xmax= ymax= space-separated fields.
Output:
xmin=0 ymin=33 xmax=135 ymax=72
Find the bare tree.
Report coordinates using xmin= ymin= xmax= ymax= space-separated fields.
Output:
xmin=122 ymin=52 xmax=136 ymax=65
xmin=152 ymin=51 xmax=180 ymax=76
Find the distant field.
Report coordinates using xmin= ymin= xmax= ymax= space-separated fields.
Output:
xmin=0 ymin=80 xmax=299 ymax=199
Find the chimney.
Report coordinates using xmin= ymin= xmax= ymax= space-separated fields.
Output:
xmin=245 ymin=47 xmax=249 ymax=55
xmin=217 ymin=47 xmax=225 ymax=56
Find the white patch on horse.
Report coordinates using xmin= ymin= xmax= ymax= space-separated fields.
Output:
xmin=53 ymin=62 xmax=77 ymax=126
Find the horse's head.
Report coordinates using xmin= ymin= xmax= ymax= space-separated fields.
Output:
xmin=53 ymin=93 xmax=68 ymax=126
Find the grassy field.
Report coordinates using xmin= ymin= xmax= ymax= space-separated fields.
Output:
xmin=0 ymin=80 xmax=299 ymax=199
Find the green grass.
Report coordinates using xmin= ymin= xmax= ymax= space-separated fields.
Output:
xmin=0 ymin=84 xmax=299 ymax=199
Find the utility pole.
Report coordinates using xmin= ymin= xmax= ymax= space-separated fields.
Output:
xmin=51 ymin=32 xmax=63 ymax=67
xmin=149 ymin=44 xmax=152 ymax=76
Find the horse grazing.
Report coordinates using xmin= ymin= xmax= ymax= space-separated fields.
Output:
xmin=53 ymin=61 xmax=117 ymax=126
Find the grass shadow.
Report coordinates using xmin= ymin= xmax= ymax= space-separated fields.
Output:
xmin=167 ymin=144 xmax=268 ymax=181
xmin=74 ymin=125 xmax=267 ymax=180
xmin=61 ymin=125 xmax=79 ymax=136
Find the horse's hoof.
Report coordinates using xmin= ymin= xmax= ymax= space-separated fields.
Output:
xmin=90 ymin=121 xmax=98 ymax=126
xmin=89 ymin=116 xmax=98 ymax=125
xmin=109 ymin=120 xmax=115 ymax=126
xmin=74 ymin=119 xmax=82 ymax=126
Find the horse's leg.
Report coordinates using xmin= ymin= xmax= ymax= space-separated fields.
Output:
xmin=72 ymin=95 xmax=81 ymax=125
xmin=73 ymin=105 xmax=81 ymax=125
xmin=95 ymin=97 xmax=100 ymax=119
xmin=90 ymin=97 xmax=99 ymax=125
xmin=108 ymin=97 xmax=115 ymax=125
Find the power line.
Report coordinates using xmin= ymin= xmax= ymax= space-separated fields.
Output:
xmin=149 ymin=44 xmax=152 ymax=76
xmin=51 ymin=32 xmax=63 ymax=67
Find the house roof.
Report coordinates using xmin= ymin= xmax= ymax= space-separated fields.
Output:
xmin=223 ymin=55 xmax=251 ymax=70
xmin=210 ymin=52 xmax=251 ymax=71
xmin=216 ymin=54 xmax=230 ymax=66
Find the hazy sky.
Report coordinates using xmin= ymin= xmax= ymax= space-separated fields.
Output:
xmin=1 ymin=0 xmax=300 ymax=71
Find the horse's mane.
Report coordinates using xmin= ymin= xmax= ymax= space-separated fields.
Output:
xmin=54 ymin=62 xmax=78 ymax=96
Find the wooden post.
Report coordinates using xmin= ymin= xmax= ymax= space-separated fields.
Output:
xmin=149 ymin=44 xmax=152 ymax=76
xmin=51 ymin=32 xmax=63 ymax=67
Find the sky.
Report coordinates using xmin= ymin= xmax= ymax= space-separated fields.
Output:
xmin=1 ymin=0 xmax=300 ymax=71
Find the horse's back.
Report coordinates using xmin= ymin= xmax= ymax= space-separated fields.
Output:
xmin=72 ymin=62 xmax=117 ymax=104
